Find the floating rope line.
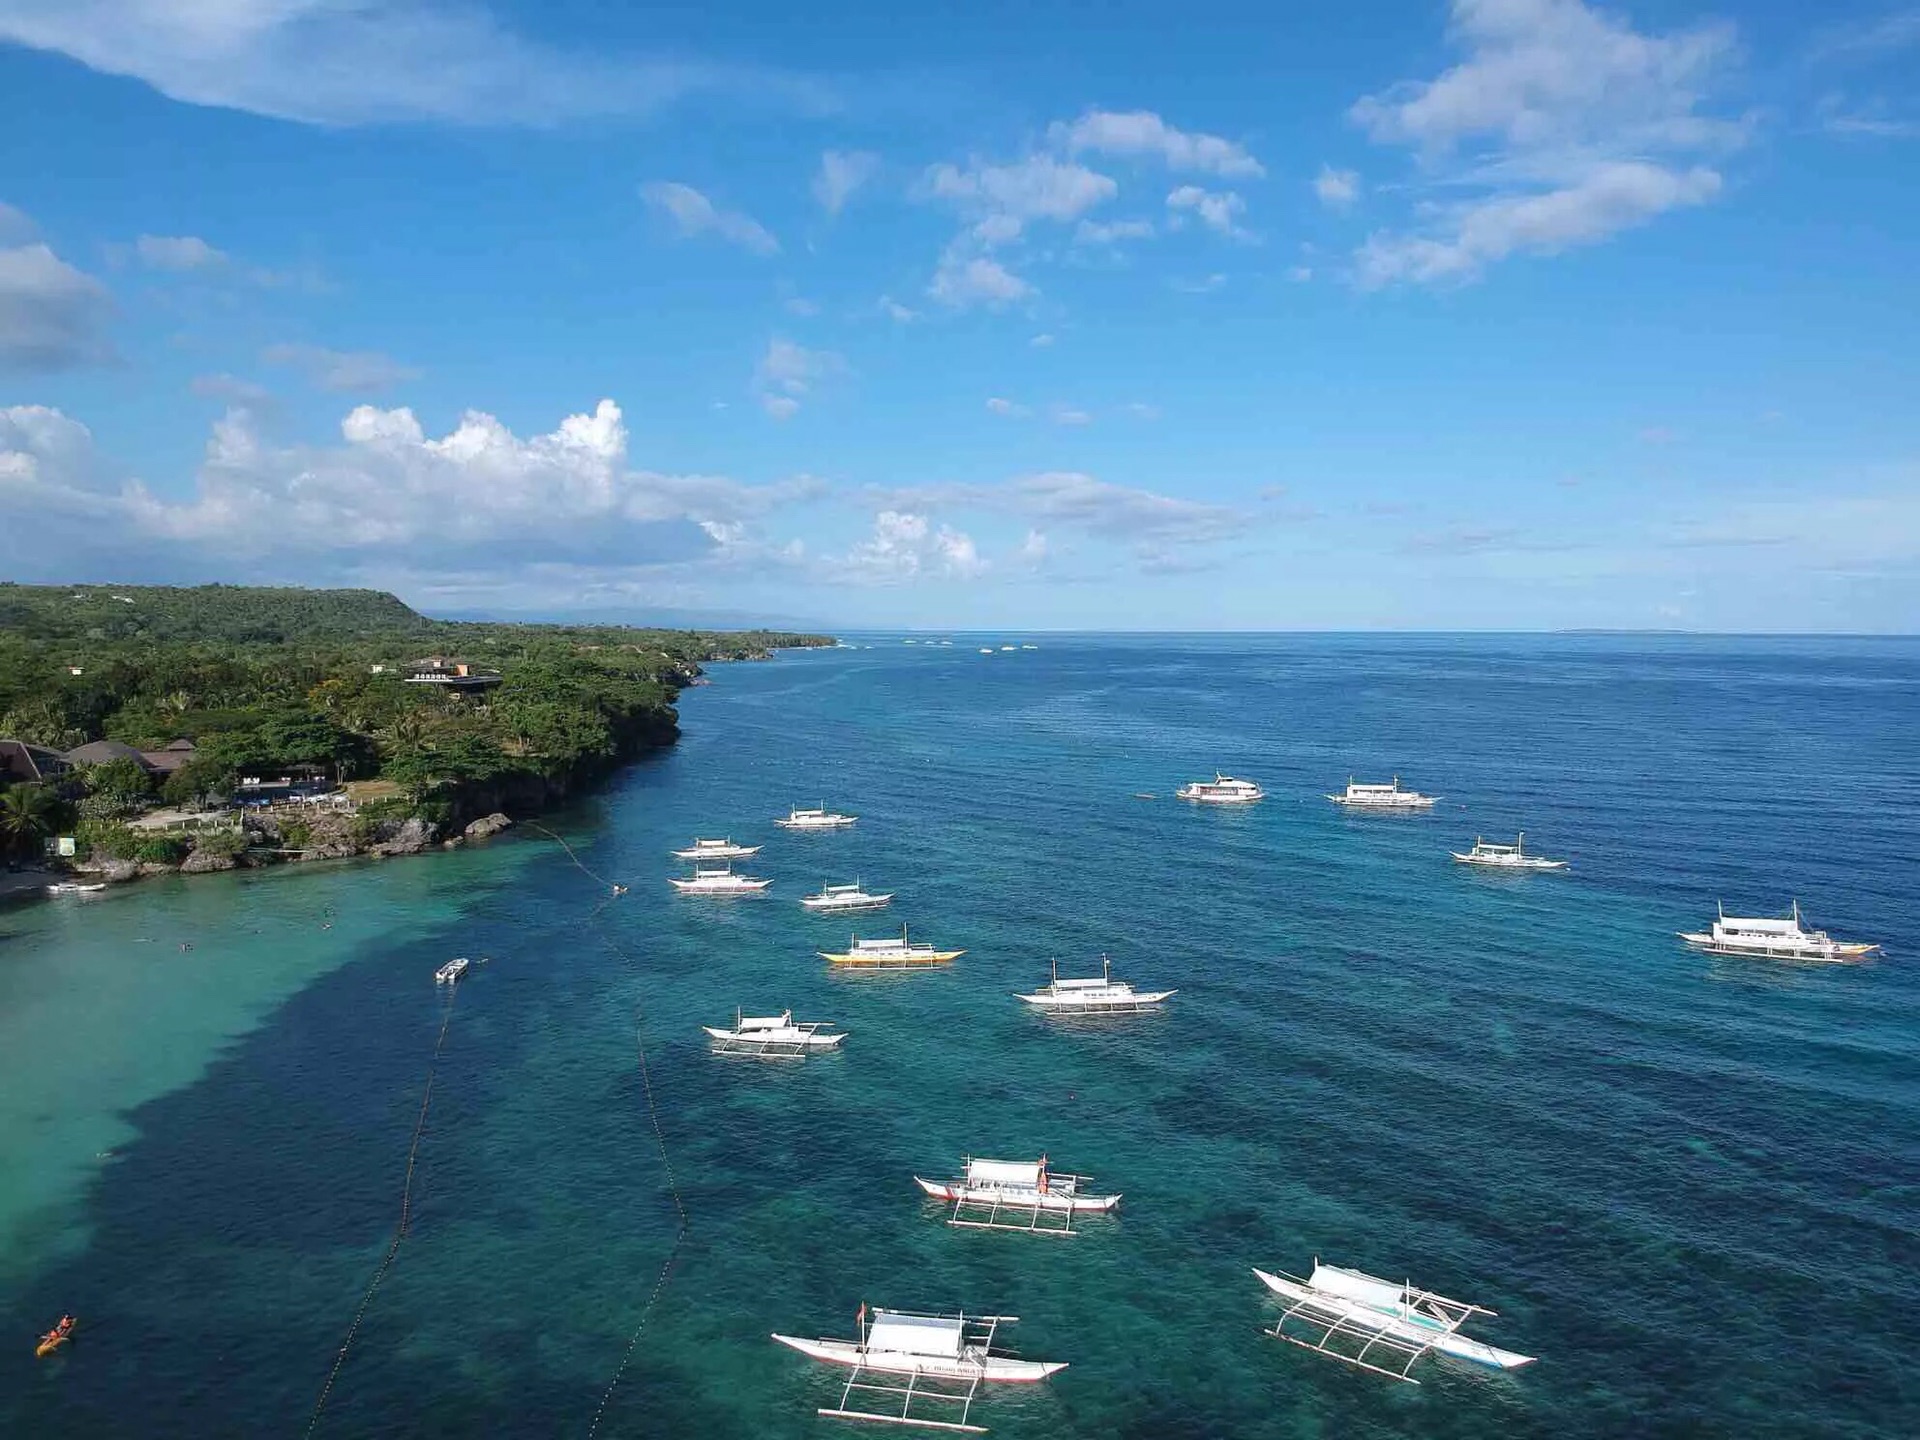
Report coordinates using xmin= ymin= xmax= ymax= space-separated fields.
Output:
xmin=585 ymin=921 xmax=691 ymax=1439
xmin=526 ymin=821 xmax=629 ymax=895
xmin=305 ymin=988 xmax=459 ymax=1438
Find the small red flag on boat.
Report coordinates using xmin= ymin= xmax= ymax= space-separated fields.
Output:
xmin=857 ymin=1301 xmax=867 ymax=1330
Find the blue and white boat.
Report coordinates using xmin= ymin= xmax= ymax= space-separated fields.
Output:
xmin=1254 ymin=1261 xmax=1534 ymax=1381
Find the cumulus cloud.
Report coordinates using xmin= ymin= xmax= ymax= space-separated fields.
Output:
xmin=134 ymin=234 xmax=227 ymax=271
xmin=1313 ymin=166 xmax=1360 ymax=209
xmin=0 ymin=232 xmax=114 ymax=372
xmin=0 ymin=0 xmax=831 ymax=127
xmin=1028 ymin=332 xmax=1055 ymax=347
xmin=1166 ymin=185 xmax=1252 ymax=239
xmin=813 ymin=149 xmax=879 ymax=214
xmin=1074 ymin=217 xmax=1156 ymax=246
xmin=1349 ymin=0 xmax=1743 ymax=285
xmin=924 ymin=155 xmax=1118 ymax=237
xmin=1050 ymin=109 xmax=1265 ymax=177
xmin=262 ymin=342 xmax=421 ymax=394
xmin=0 ymin=397 xmax=824 ymax=584
xmin=929 ymin=250 xmax=1033 ymax=308
xmin=753 ymin=336 xmax=843 ymax=418
xmin=841 ymin=510 xmax=985 ymax=582
xmin=641 ymin=181 xmax=779 ymax=255
xmin=985 ymin=397 xmax=1030 ymax=418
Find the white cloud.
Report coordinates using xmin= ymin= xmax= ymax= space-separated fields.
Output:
xmin=841 ymin=510 xmax=985 ymax=582
xmin=753 ymin=336 xmax=843 ymax=417
xmin=1015 ymin=529 xmax=1049 ymax=567
xmin=0 ymin=235 xmax=113 ymax=372
xmin=0 ymin=202 xmax=32 ymax=244
xmin=1172 ymin=272 xmax=1227 ymax=293
xmin=133 ymin=234 xmax=227 ymax=271
xmin=985 ymin=397 xmax=1030 ymax=418
xmin=879 ymin=295 xmax=918 ymax=323
xmin=1050 ymin=109 xmax=1265 ymax=177
xmin=929 ymin=250 xmax=1033 ymax=308
xmin=923 ymin=155 xmax=1118 ymax=235
xmin=1028 ymin=332 xmax=1055 ymax=347
xmin=1124 ymin=402 xmax=1161 ymax=420
xmin=0 ymin=0 xmax=831 ymax=127
xmin=1049 ymin=404 xmax=1092 ymax=426
xmin=191 ymin=373 xmax=273 ymax=405
xmin=262 ymin=342 xmax=420 ymax=394
xmin=1313 ymin=166 xmax=1360 ymax=209
xmin=1166 ymin=185 xmax=1252 ymax=238
xmin=1349 ymin=0 xmax=1743 ymax=285
xmin=813 ymin=149 xmax=879 ymax=215
xmin=641 ymin=181 xmax=779 ymax=255
xmin=1074 ymin=217 xmax=1156 ymax=246
xmin=783 ymin=296 xmax=821 ymax=317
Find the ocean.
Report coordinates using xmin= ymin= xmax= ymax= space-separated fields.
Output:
xmin=2 ymin=634 xmax=1916 ymax=1438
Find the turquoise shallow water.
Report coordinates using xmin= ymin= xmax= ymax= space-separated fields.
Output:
xmin=3 ymin=634 xmax=1918 ymax=1437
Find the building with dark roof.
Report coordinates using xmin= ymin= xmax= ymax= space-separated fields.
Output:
xmin=140 ymin=738 xmax=199 ymax=774
xmin=63 ymin=739 xmax=157 ymax=771
xmin=0 ymin=739 xmax=71 ymax=784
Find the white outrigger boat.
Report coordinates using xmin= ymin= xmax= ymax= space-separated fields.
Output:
xmin=776 ymin=805 xmax=858 ymax=830
xmin=1451 ymin=833 xmax=1567 ymax=871
xmin=671 ymin=837 xmax=761 ymax=861
xmin=1016 ymin=956 xmax=1174 ymax=1014
xmin=820 ymin=925 xmax=963 ymax=968
xmin=669 ymin=864 xmax=772 ymax=894
xmin=1679 ymin=900 xmax=1879 ymax=963
xmin=45 ymin=881 xmax=108 ymax=895
xmin=704 ymin=1008 xmax=845 ymax=1056
xmin=914 ymin=1155 xmax=1118 ymax=1236
xmin=802 ymin=880 xmax=894 ymax=913
xmin=1176 ymin=773 xmax=1265 ymax=804
xmin=1328 ymin=776 xmax=1438 ymax=810
xmin=434 ymin=956 xmax=470 ymax=985
xmin=1254 ymin=1262 xmax=1535 ymax=1383
xmin=773 ymin=1306 xmax=1064 ymax=1433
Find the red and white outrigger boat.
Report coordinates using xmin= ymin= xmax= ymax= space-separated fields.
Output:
xmin=913 ymin=1155 xmax=1119 ymax=1236
xmin=774 ymin=1305 xmax=1065 ymax=1433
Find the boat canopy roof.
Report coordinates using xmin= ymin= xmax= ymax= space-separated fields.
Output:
xmin=867 ymin=1311 xmax=964 ymax=1359
xmin=1720 ymin=915 xmax=1803 ymax=934
xmin=966 ymin=1158 xmax=1042 ymax=1188
xmin=739 ymin=1013 xmax=793 ymax=1030
xmin=1055 ymin=976 xmax=1120 ymax=989
xmin=1307 ymin=1263 xmax=1407 ymax=1311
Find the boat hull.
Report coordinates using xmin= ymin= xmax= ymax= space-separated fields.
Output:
xmin=1017 ymin=990 xmax=1175 ymax=1011
xmin=673 ymin=846 xmax=760 ymax=860
xmin=670 ymin=879 xmax=772 ymax=893
xmin=913 ymin=1177 xmax=1119 ymax=1213
xmin=822 ymin=950 xmax=963 ymax=967
xmin=1451 ymin=854 xmax=1567 ymax=870
xmin=802 ymin=896 xmax=894 ymax=912
xmin=704 ymin=1026 xmax=845 ymax=1049
xmin=1679 ymin=934 xmax=1877 ymax=963
xmin=776 ymin=818 xmax=856 ymax=830
xmin=771 ymin=1334 xmax=1064 ymax=1383
xmin=1330 ymin=797 xmax=1437 ymax=809
xmin=1253 ymin=1269 xmax=1534 ymax=1371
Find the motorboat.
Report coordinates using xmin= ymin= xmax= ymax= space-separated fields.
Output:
xmin=1679 ymin=901 xmax=1879 ymax=963
xmin=802 ymin=880 xmax=894 ymax=913
xmin=820 ymin=925 xmax=963 ymax=967
xmin=672 ymin=837 xmax=762 ymax=861
xmin=1176 ymin=774 xmax=1265 ymax=804
xmin=1328 ymin=776 xmax=1438 ymax=809
xmin=1254 ymin=1262 xmax=1535 ymax=1381
xmin=1450 ymin=833 xmax=1567 ymax=870
xmin=433 ymin=956 xmax=470 ymax=985
xmin=704 ymin=1009 xmax=845 ymax=1056
xmin=776 ymin=805 xmax=858 ymax=830
xmin=773 ymin=1307 xmax=1064 ymax=1431
xmin=669 ymin=864 xmax=772 ymax=894
xmin=45 ymin=881 xmax=107 ymax=895
xmin=1016 ymin=956 xmax=1174 ymax=1013
xmin=914 ymin=1155 xmax=1119 ymax=1235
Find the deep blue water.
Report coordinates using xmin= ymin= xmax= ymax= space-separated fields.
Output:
xmin=3 ymin=634 xmax=1918 ymax=1438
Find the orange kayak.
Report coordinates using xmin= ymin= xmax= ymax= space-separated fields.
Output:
xmin=36 ymin=1323 xmax=74 ymax=1358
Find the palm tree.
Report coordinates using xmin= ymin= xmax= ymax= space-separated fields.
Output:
xmin=0 ymin=785 xmax=62 ymax=862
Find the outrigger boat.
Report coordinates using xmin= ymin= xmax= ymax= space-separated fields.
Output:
xmin=914 ymin=1155 xmax=1119 ymax=1236
xmin=774 ymin=1305 xmax=1064 ymax=1433
xmin=1328 ymin=776 xmax=1438 ymax=810
xmin=45 ymin=881 xmax=107 ymax=895
xmin=1016 ymin=956 xmax=1174 ymax=1013
xmin=1176 ymin=773 xmax=1265 ymax=804
xmin=704 ymin=1008 xmax=846 ymax=1056
xmin=802 ymin=880 xmax=894 ymax=913
xmin=776 ymin=805 xmax=858 ymax=830
xmin=669 ymin=864 xmax=772 ymax=894
xmin=433 ymin=956 xmax=470 ymax=985
xmin=1254 ymin=1262 xmax=1534 ymax=1382
xmin=820 ymin=925 xmax=963 ymax=968
xmin=1451 ymin=833 xmax=1567 ymax=871
xmin=1679 ymin=901 xmax=1880 ymax=963
xmin=672 ymin=837 xmax=761 ymax=861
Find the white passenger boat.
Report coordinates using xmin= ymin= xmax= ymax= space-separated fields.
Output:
xmin=776 ymin=805 xmax=858 ymax=830
xmin=820 ymin=925 xmax=963 ymax=968
xmin=1254 ymin=1262 xmax=1535 ymax=1382
xmin=1328 ymin=776 xmax=1439 ymax=809
xmin=434 ymin=956 xmax=470 ymax=985
xmin=669 ymin=864 xmax=772 ymax=894
xmin=774 ymin=1307 xmax=1064 ymax=1432
xmin=914 ymin=1155 xmax=1118 ymax=1235
xmin=802 ymin=880 xmax=894 ymax=913
xmin=45 ymin=881 xmax=107 ymax=895
xmin=671 ymin=837 xmax=761 ymax=861
xmin=1450 ymin=833 xmax=1567 ymax=871
xmin=1679 ymin=901 xmax=1879 ymax=963
xmin=704 ymin=1008 xmax=845 ymax=1056
xmin=1016 ymin=956 xmax=1174 ymax=1013
xmin=1176 ymin=773 xmax=1265 ymax=804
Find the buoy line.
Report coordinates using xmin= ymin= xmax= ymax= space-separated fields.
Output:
xmin=585 ymin=920 xmax=690 ymax=1439
xmin=526 ymin=821 xmax=630 ymax=895
xmin=304 ymin=988 xmax=459 ymax=1438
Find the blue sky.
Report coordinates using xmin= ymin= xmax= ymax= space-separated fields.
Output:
xmin=2 ymin=0 xmax=1917 ymax=630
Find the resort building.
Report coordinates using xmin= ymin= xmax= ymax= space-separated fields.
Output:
xmin=402 ymin=657 xmax=502 ymax=691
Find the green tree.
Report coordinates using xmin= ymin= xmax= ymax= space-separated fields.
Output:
xmin=0 ymin=784 xmax=64 ymax=860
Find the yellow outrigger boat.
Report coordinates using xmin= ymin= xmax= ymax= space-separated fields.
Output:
xmin=819 ymin=925 xmax=964 ymax=968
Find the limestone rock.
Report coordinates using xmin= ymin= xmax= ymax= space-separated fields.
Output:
xmin=464 ymin=812 xmax=513 ymax=840
xmin=371 ymin=817 xmax=438 ymax=856
xmin=181 ymin=848 xmax=238 ymax=874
